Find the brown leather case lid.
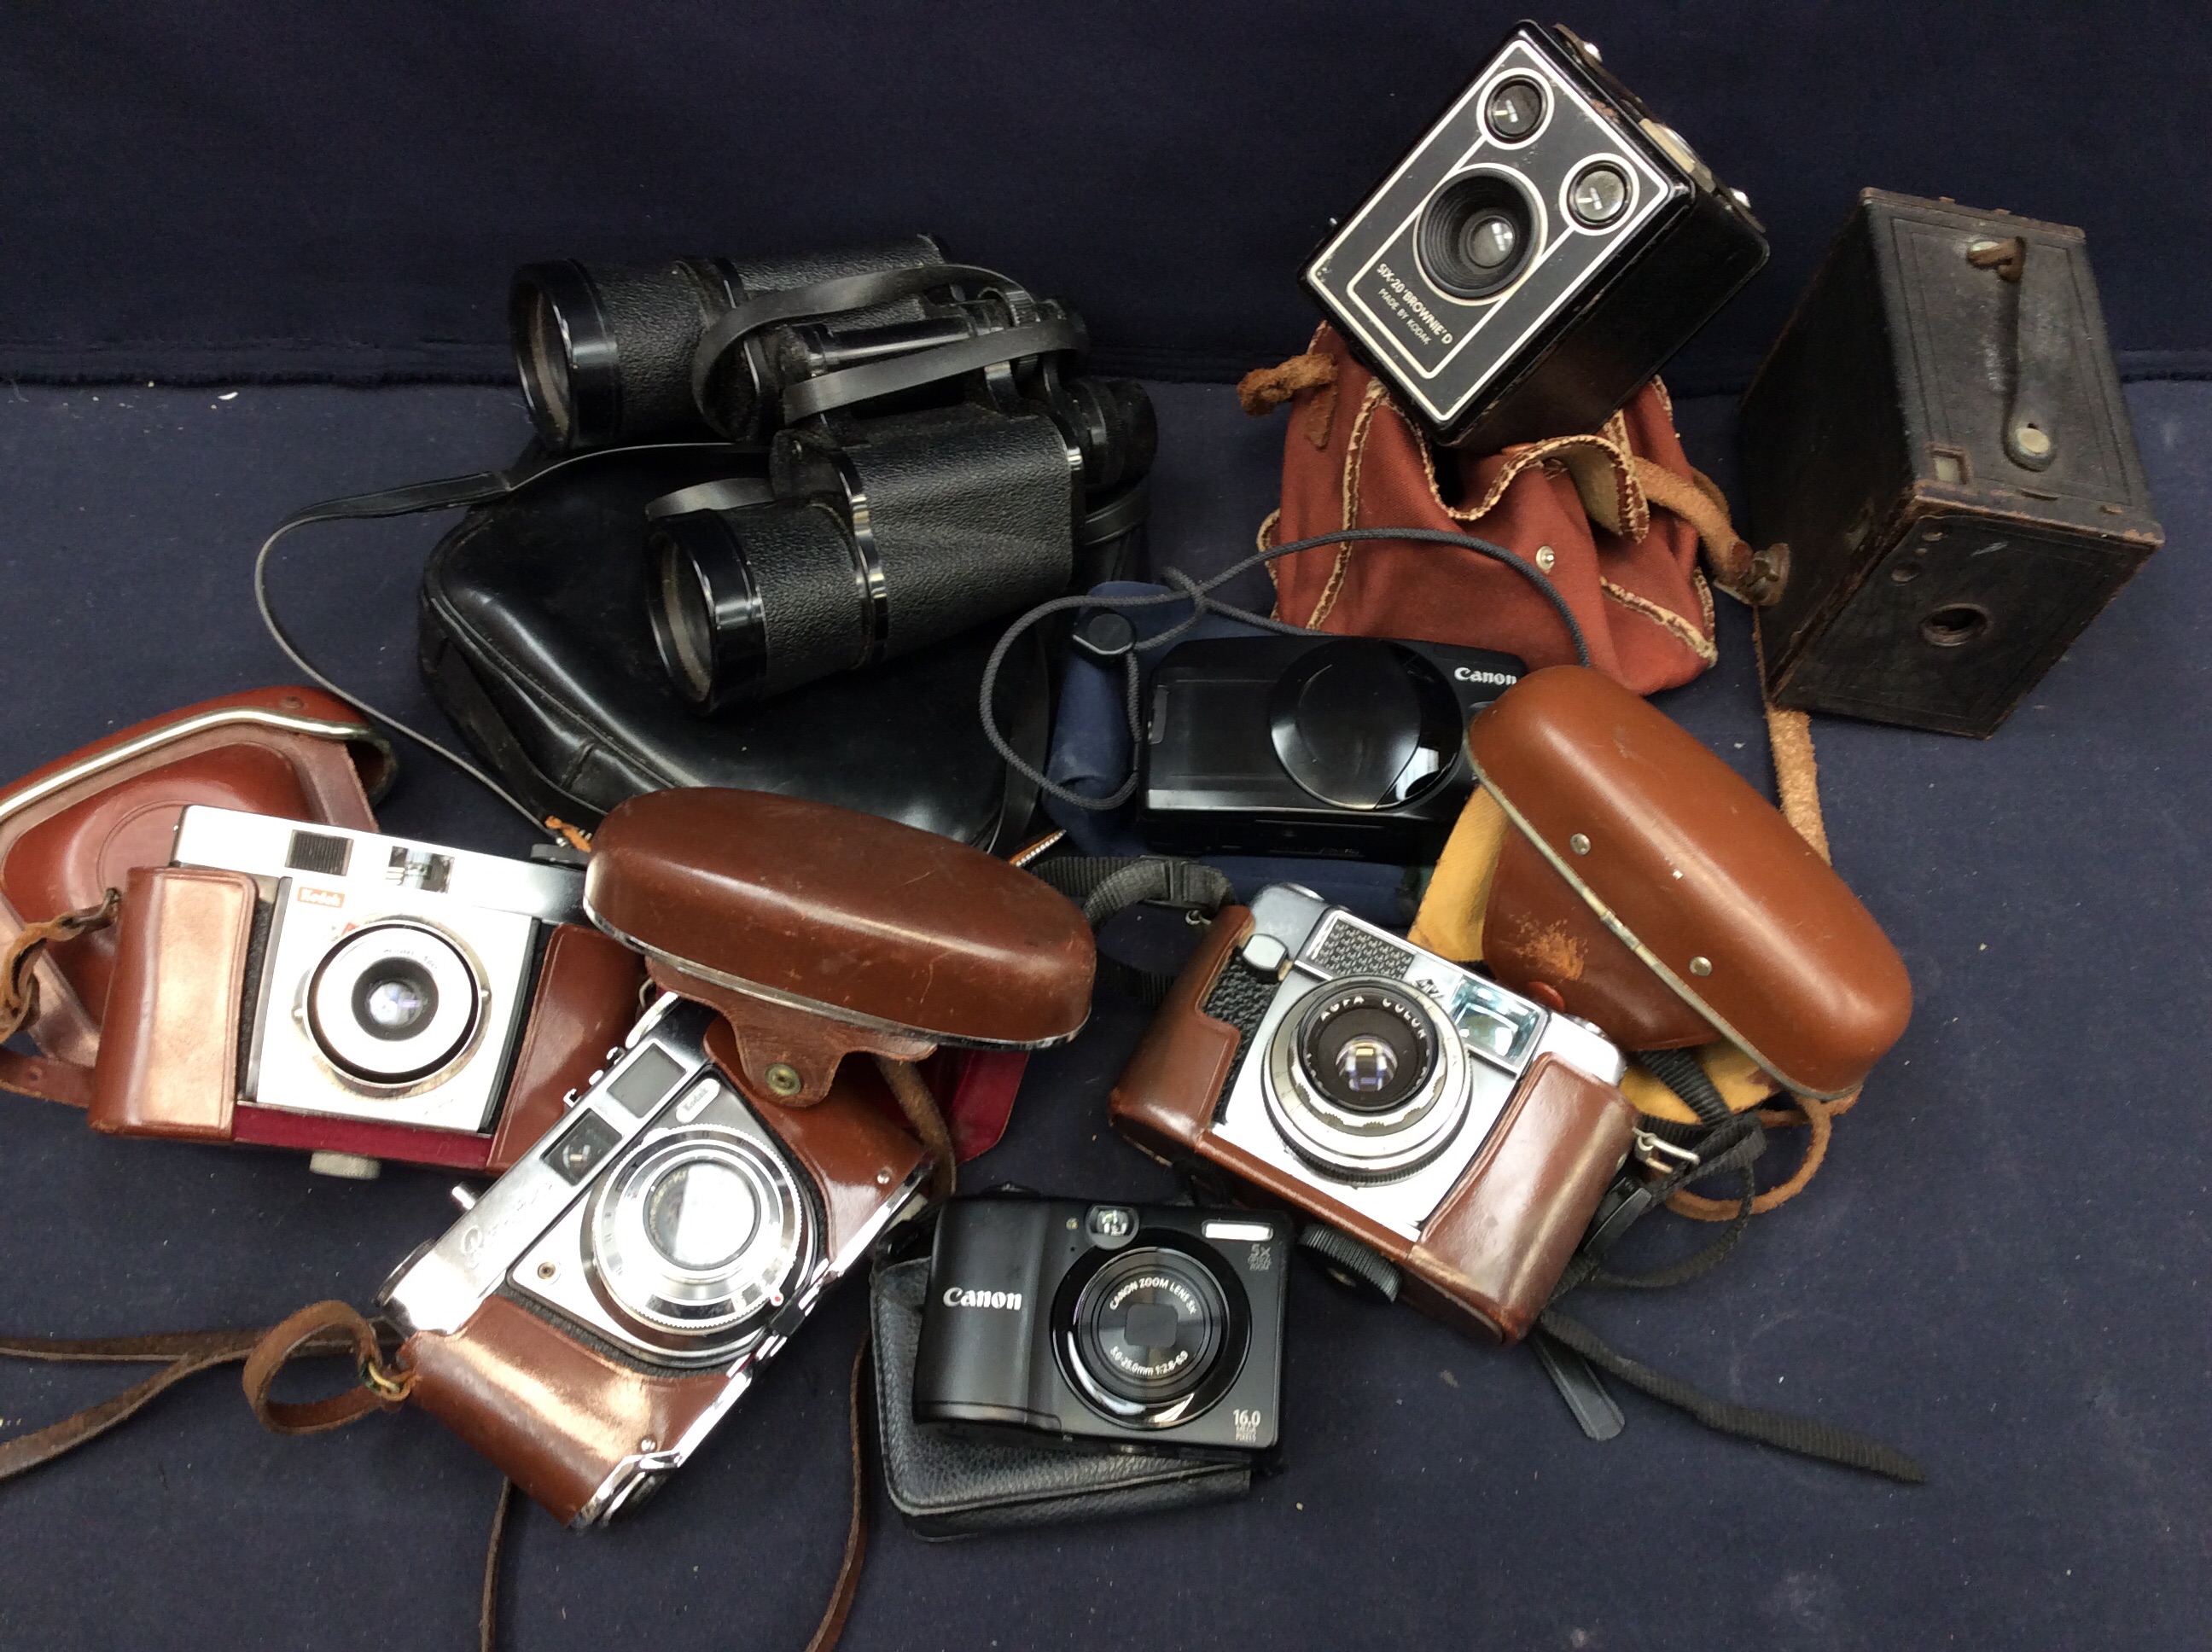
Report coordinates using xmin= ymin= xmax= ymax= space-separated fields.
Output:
xmin=585 ymin=788 xmax=1094 ymax=1049
xmin=705 ymin=1018 xmax=928 ymax=1259
xmin=485 ymin=924 xmax=648 ymax=1174
xmin=403 ymin=1294 xmax=732 ymax=1527
xmin=1468 ymin=666 xmax=1912 ymax=1098
xmin=0 ymin=686 xmax=386 ymax=1070
xmin=87 ymin=865 xmax=256 ymax=1143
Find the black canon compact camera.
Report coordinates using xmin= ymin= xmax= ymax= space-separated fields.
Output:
xmin=508 ymin=241 xmax=1155 ymax=712
xmin=912 ymin=1196 xmax=1290 ymax=1459
xmin=1302 ymin=20 xmax=1766 ymax=452
xmin=1137 ymin=633 xmax=1524 ymax=860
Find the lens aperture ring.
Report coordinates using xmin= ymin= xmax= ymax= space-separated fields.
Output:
xmin=1263 ymin=975 xmax=1472 ymax=1182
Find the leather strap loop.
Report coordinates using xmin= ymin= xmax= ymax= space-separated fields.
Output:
xmin=242 ymin=1300 xmax=410 ymax=1434
xmin=0 ymin=888 xmax=120 ymax=1107
xmin=0 ymin=1322 xmax=351 ymax=1482
xmin=874 ymin=1056 xmax=956 ymax=1201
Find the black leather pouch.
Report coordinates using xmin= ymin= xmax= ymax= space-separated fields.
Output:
xmin=416 ymin=445 xmax=1051 ymax=849
xmin=870 ymin=1254 xmax=1252 ymax=1539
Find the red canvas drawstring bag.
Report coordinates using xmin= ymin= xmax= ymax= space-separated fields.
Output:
xmin=1241 ymin=323 xmax=1784 ymax=695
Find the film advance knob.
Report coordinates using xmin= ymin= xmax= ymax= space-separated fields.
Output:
xmin=1295 ymin=1224 xmax=1400 ymax=1304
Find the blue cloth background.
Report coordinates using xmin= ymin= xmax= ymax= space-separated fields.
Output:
xmin=1 ymin=378 xmax=2207 ymax=1650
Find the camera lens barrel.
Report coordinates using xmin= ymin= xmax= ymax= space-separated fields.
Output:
xmin=1417 ymin=172 xmax=1540 ymax=300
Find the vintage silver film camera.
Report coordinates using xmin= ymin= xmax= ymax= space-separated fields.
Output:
xmin=90 ymin=805 xmax=640 ymax=1175
xmin=1110 ymin=884 xmax=1638 ymax=1342
xmin=378 ymin=994 xmax=934 ymax=1525
xmin=1302 ymin=20 xmax=1767 ymax=452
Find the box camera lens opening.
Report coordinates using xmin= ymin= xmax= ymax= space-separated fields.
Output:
xmin=1417 ymin=172 xmax=1540 ymax=301
xmin=1920 ymin=603 xmax=1992 ymax=649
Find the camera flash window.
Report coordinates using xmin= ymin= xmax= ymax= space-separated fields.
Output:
xmin=1202 ymin=1220 xmax=1276 ymax=1244
xmin=1569 ymin=166 xmax=1630 ymax=227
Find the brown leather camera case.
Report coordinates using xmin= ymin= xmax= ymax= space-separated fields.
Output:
xmin=1467 ymin=666 xmax=1912 ymax=1098
xmin=395 ymin=786 xmax=1087 ymax=1522
xmin=1110 ymin=906 xmax=1635 ymax=1345
xmin=586 ymin=787 xmax=1095 ymax=1105
xmin=87 ymin=858 xmax=643 ymax=1169
xmin=0 ymin=687 xmax=392 ymax=1108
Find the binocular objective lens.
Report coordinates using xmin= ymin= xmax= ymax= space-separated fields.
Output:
xmin=656 ymin=543 xmax=719 ymax=703
xmin=1569 ymin=164 xmax=1630 ymax=227
xmin=643 ymin=1160 xmax=761 ymax=1272
xmin=1484 ymin=77 xmax=1545 ymax=140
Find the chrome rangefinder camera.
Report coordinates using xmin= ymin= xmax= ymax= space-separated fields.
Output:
xmin=372 ymin=786 xmax=1097 ymax=1527
xmin=378 ymin=992 xmax=934 ymax=1525
xmin=1111 ymin=884 xmax=1637 ymax=1344
xmin=912 ymin=1195 xmax=1290 ymax=1458
xmin=1302 ymin=20 xmax=1766 ymax=452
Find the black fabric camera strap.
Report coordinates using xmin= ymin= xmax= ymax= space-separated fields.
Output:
xmin=979 ymin=526 xmax=1592 ymax=812
xmin=1020 ymin=846 xmax=1235 ymax=1008
xmin=1526 ymin=1056 xmax=1927 ymax=1484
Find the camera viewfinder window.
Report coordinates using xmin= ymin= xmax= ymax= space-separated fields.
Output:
xmin=1450 ymin=979 xmax=1542 ymax=1070
xmin=606 ymin=1044 xmax=687 ymax=1116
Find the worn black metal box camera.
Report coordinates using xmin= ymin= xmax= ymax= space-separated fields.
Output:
xmin=1738 ymin=189 xmax=2163 ymax=737
xmin=1302 ymin=20 xmax=1767 ymax=453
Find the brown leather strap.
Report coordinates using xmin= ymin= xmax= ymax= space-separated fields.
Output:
xmin=1237 ymin=350 xmax=1338 ymax=448
xmin=874 ymin=1055 xmax=956 ymax=1201
xmin=242 ymin=1300 xmax=412 ymax=1434
xmin=480 ymin=1478 xmax=516 ymax=1652
xmin=803 ymin=1337 xmax=873 ymax=1652
xmin=475 ymin=1339 xmax=874 ymax=1652
xmin=0 ymin=888 xmax=120 ymax=1107
xmin=0 ymin=1321 xmax=352 ymax=1481
xmin=1668 ymin=1092 xmax=1847 ymax=1221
